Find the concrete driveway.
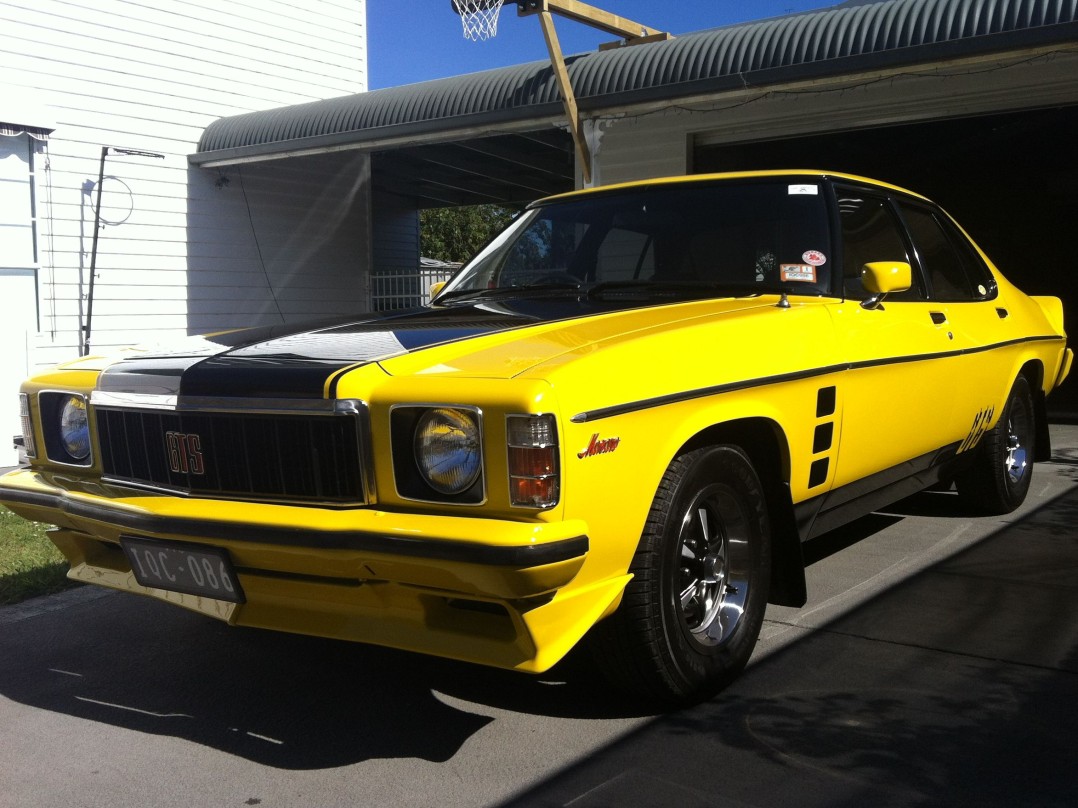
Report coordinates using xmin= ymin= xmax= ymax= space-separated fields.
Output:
xmin=2 ymin=427 xmax=1076 ymax=807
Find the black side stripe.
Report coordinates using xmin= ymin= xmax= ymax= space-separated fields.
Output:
xmin=570 ymin=334 xmax=1063 ymax=424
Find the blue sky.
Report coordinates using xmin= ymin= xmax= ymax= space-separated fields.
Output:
xmin=367 ymin=1 xmax=840 ymax=89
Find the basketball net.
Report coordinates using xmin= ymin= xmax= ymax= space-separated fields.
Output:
xmin=453 ymin=0 xmax=506 ymax=41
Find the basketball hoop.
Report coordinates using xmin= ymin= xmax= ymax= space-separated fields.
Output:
xmin=452 ymin=0 xmax=507 ymax=41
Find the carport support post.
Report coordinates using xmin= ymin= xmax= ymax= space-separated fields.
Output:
xmin=536 ymin=9 xmax=593 ymax=185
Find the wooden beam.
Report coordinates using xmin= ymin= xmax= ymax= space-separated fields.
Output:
xmin=516 ymin=0 xmax=669 ymax=41
xmin=537 ymin=9 xmax=592 ymax=185
xmin=511 ymin=1 xmax=670 ymax=187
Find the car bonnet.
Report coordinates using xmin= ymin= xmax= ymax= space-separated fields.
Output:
xmin=95 ymin=296 xmax=775 ymax=398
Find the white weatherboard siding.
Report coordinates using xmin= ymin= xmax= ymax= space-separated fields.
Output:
xmin=0 ymin=0 xmax=368 ymax=374
xmin=592 ymin=47 xmax=1078 ymax=188
xmin=592 ymin=114 xmax=690 ymax=187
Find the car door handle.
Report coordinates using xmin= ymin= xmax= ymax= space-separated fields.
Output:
xmin=930 ymin=311 xmax=947 ymax=325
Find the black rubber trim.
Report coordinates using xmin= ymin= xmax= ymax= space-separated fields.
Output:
xmin=571 ymin=334 xmax=1064 ymax=423
xmin=794 ymin=441 xmax=965 ymax=540
xmin=0 ymin=487 xmax=588 ymax=567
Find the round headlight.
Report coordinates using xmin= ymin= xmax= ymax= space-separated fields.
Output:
xmin=414 ymin=408 xmax=481 ymax=495
xmin=59 ymin=395 xmax=91 ymax=461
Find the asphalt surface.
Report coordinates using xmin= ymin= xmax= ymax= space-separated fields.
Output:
xmin=1 ymin=426 xmax=1076 ymax=807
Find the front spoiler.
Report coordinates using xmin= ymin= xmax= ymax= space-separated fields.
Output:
xmin=0 ymin=472 xmax=588 ymax=570
xmin=0 ymin=469 xmax=613 ymax=672
xmin=2 ymin=467 xmax=590 ymax=568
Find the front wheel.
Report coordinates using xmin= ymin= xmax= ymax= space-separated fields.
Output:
xmin=591 ymin=445 xmax=771 ymax=705
xmin=956 ymin=374 xmax=1036 ymax=514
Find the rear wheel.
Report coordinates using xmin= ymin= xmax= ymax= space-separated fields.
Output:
xmin=591 ymin=445 xmax=771 ymax=705
xmin=956 ymin=375 xmax=1036 ymax=514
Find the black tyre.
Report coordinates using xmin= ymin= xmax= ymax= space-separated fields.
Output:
xmin=956 ymin=374 xmax=1036 ymax=514
xmin=591 ymin=445 xmax=771 ymax=705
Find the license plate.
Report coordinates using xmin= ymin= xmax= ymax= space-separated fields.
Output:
xmin=121 ymin=536 xmax=245 ymax=603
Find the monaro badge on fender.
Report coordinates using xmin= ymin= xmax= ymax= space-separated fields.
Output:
xmin=165 ymin=431 xmax=205 ymax=475
xmin=578 ymin=433 xmax=621 ymax=459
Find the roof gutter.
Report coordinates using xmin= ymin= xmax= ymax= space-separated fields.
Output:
xmin=190 ymin=106 xmax=566 ymax=168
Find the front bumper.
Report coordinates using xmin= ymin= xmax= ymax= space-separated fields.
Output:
xmin=0 ymin=469 xmax=619 ymax=672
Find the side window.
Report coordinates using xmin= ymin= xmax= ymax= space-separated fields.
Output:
xmin=937 ymin=214 xmax=997 ymax=299
xmin=897 ymin=203 xmax=978 ymax=301
xmin=836 ymin=189 xmax=922 ymax=300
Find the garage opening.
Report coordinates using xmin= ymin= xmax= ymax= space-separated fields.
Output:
xmin=694 ymin=105 xmax=1078 ymax=419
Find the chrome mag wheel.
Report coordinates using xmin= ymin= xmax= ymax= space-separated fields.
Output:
xmin=1003 ymin=391 xmax=1033 ymax=486
xmin=590 ymin=444 xmax=771 ymax=705
xmin=676 ymin=483 xmax=752 ymax=648
xmin=956 ymin=374 xmax=1036 ymax=514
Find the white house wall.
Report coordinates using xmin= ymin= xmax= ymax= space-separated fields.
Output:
xmin=0 ymin=0 xmax=369 ymax=370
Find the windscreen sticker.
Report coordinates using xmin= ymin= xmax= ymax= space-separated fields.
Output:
xmin=802 ymin=250 xmax=827 ymax=266
xmin=788 ymin=184 xmax=819 ymax=195
xmin=781 ymin=264 xmax=818 ymax=283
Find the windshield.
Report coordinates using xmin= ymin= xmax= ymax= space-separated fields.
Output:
xmin=439 ymin=180 xmax=834 ymax=300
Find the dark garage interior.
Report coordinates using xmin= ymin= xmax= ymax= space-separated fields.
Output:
xmin=694 ymin=104 xmax=1078 ymax=419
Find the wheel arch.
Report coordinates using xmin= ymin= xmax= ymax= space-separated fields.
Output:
xmin=680 ymin=418 xmax=807 ymax=608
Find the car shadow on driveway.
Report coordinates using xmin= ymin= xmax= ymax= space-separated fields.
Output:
xmin=3 ymin=469 xmax=1076 ymax=779
xmin=0 ymin=583 xmax=645 ymax=770
xmin=500 ymin=483 xmax=1078 ymax=807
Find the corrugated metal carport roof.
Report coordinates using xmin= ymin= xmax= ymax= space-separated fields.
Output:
xmin=193 ymin=0 xmax=1078 ymax=170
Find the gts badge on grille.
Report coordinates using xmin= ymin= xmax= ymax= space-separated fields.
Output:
xmin=165 ymin=431 xmax=205 ymax=475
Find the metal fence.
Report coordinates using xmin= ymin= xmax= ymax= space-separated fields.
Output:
xmin=369 ymin=262 xmax=459 ymax=311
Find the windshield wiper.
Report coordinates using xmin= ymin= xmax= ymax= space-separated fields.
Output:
xmin=435 ymin=283 xmax=581 ymax=304
xmin=436 ymin=280 xmax=806 ymax=305
xmin=583 ymin=280 xmax=815 ymax=300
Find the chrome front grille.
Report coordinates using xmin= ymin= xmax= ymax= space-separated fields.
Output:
xmin=95 ymin=402 xmax=369 ymax=505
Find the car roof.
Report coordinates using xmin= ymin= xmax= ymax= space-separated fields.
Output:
xmin=531 ymin=170 xmax=932 ymax=207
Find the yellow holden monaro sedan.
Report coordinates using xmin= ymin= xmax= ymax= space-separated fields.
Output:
xmin=2 ymin=171 xmax=1072 ymax=704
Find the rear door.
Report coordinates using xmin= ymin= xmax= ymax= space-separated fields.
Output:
xmin=891 ymin=199 xmax=1017 ymax=446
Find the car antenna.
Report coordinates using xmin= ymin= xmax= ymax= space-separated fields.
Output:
xmin=776 ymin=292 xmax=791 ymax=309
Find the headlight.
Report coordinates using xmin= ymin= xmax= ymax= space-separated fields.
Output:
xmin=413 ymin=408 xmax=482 ymax=495
xmin=59 ymin=395 xmax=91 ymax=461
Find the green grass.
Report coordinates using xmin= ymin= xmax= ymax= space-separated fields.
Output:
xmin=0 ymin=506 xmax=76 ymax=605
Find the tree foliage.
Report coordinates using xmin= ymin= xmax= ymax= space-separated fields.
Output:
xmin=420 ymin=204 xmax=516 ymax=264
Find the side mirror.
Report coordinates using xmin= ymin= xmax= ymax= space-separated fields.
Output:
xmin=428 ymin=281 xmax=447 ymax=302
xmin=861 ymin=261 xmax=911 ymax=310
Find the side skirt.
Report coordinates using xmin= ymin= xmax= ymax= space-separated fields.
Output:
xmin=794 ymin=442 xmax=968 ymax=542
